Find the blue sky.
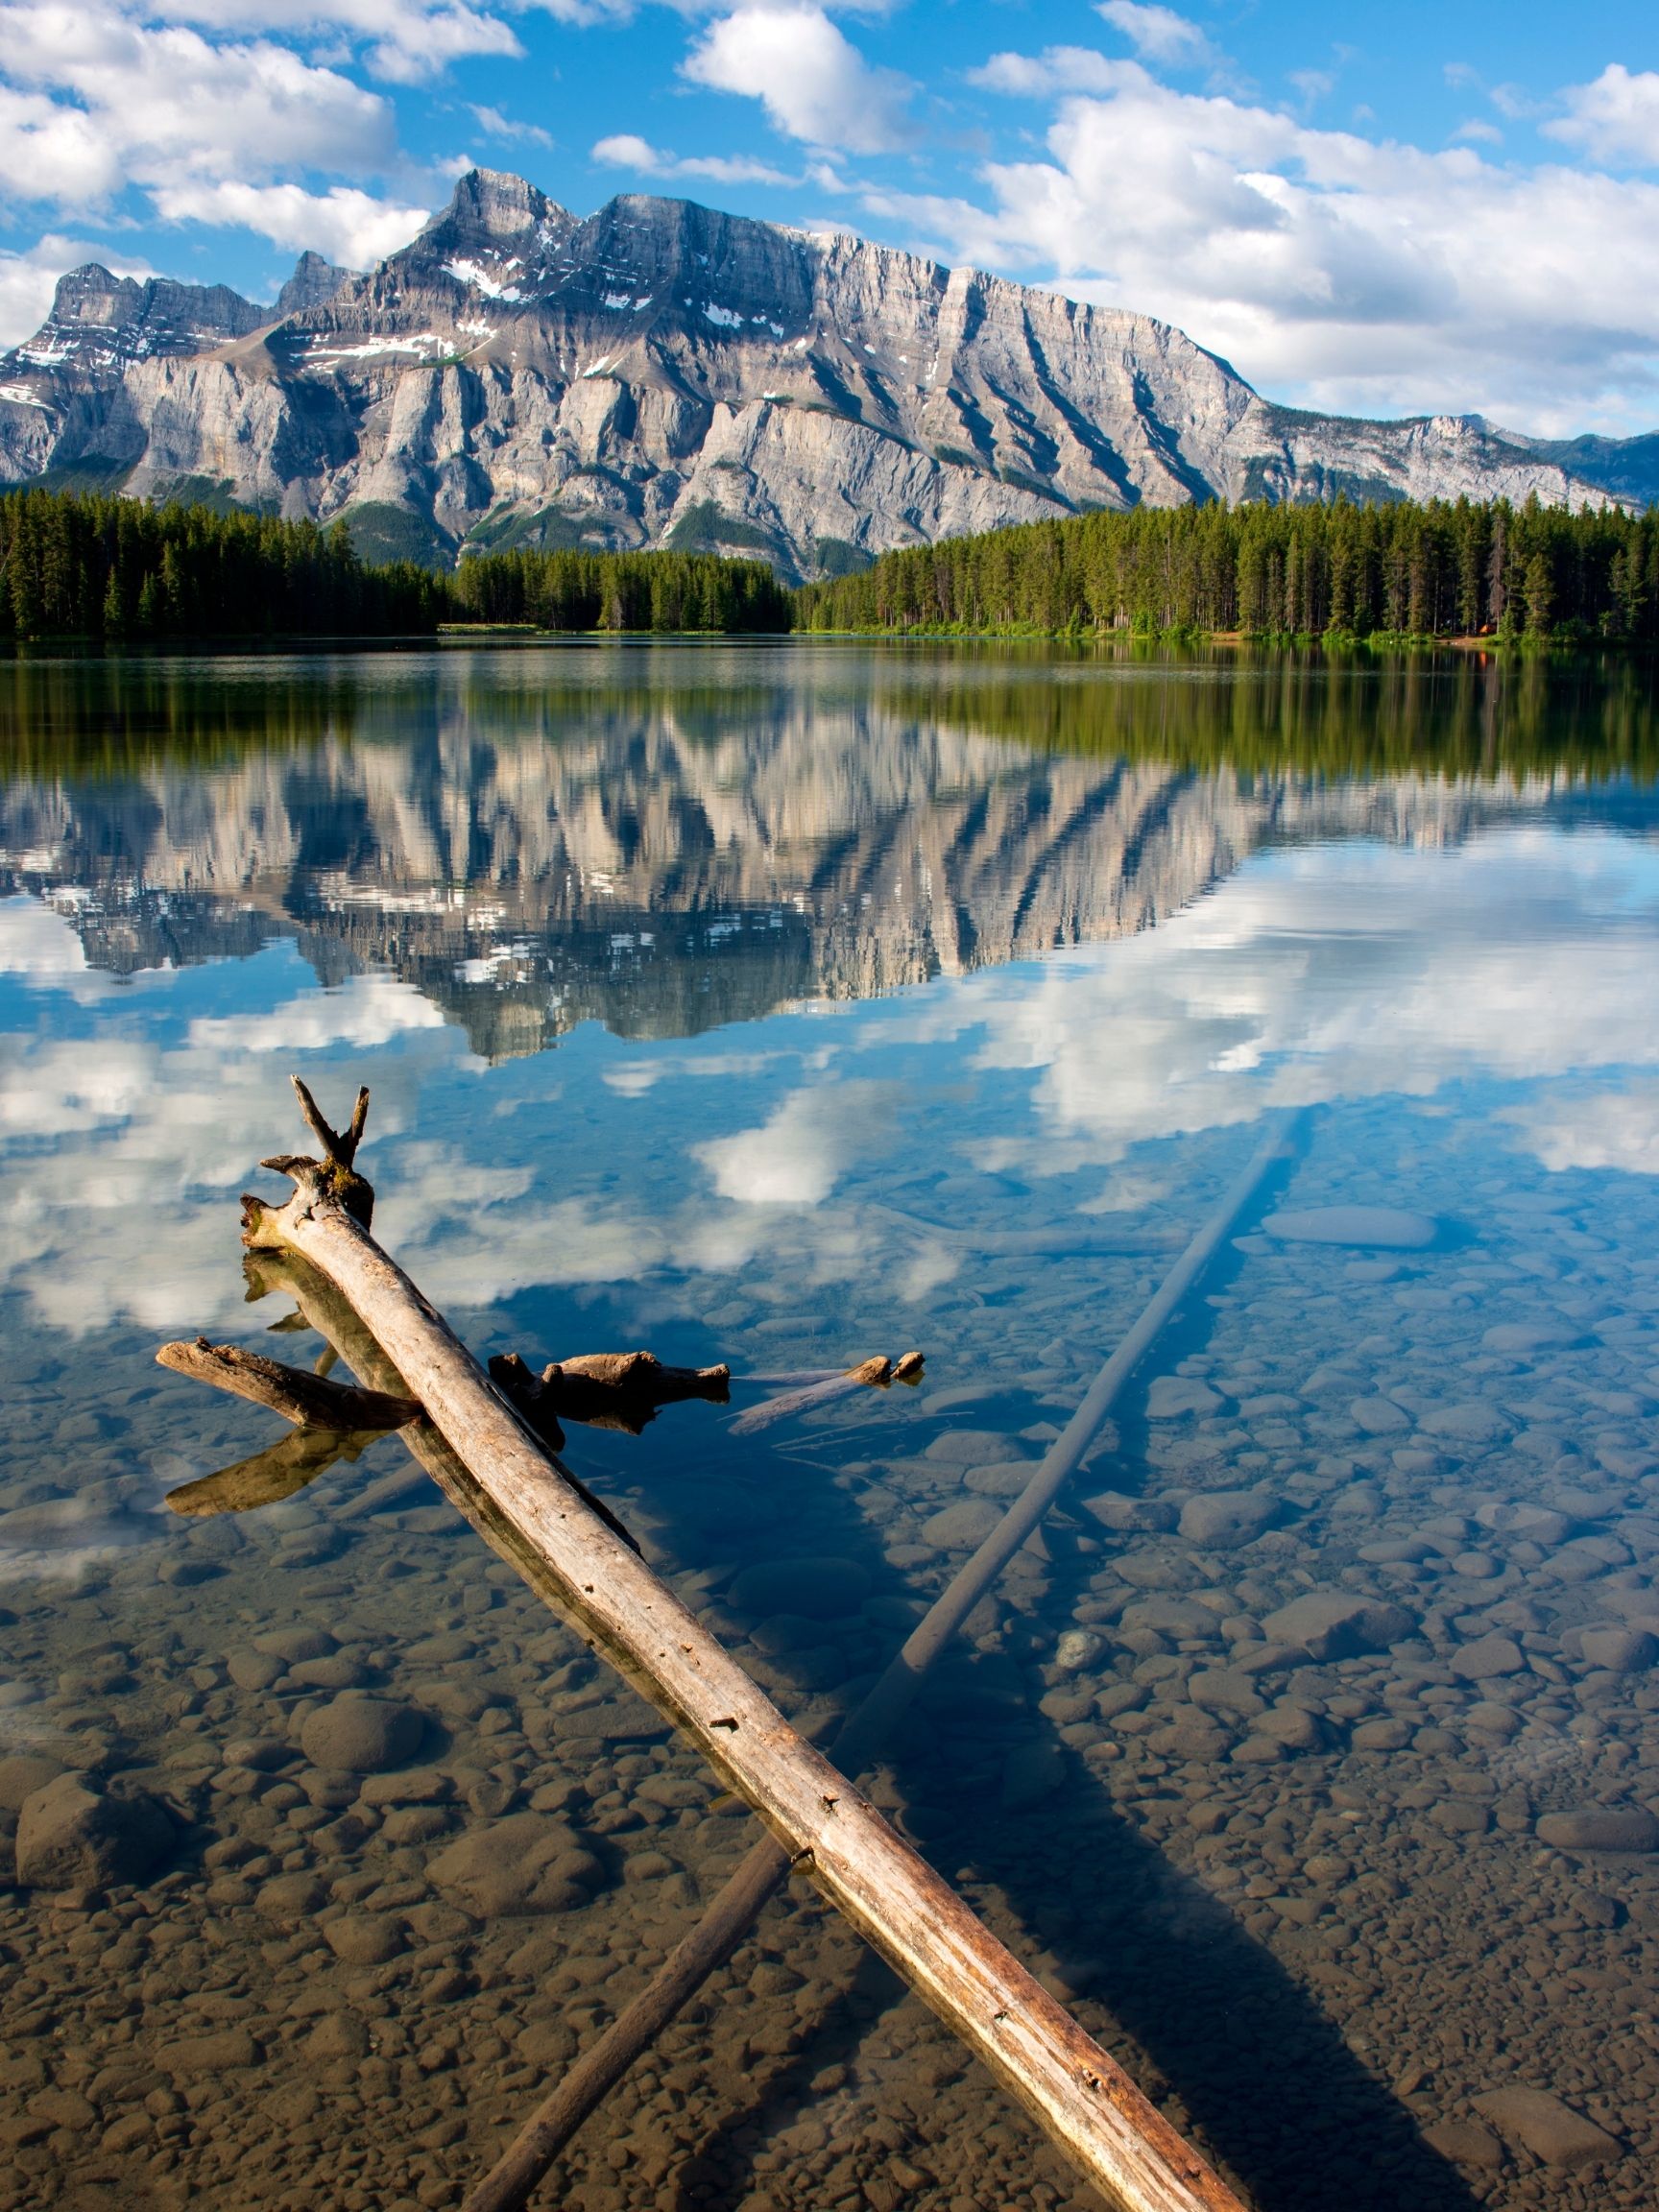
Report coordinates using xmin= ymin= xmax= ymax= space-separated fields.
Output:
xmin=1 ymin=0 xmax=1657 ymax=433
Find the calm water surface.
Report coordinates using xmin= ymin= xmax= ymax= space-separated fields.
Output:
xmin=2 ymin=642 xmax=1659 ymax=2212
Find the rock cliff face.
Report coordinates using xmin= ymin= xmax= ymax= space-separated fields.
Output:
xmin=0 ymin=662 xmax=1574 ymax=1062
xmin=0 ymin=170 xmax=1642 ymax=578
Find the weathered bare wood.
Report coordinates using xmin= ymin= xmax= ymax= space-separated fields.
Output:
xmin=466 ymin=1116 xmax=1303 ymax=2212
xmin=239 ymin=1093 xmax=1242 ymax=2212
xmin=156 ymin=1336 xmax=421 ymax=1432
xmin=164 ymin=1425 xmax=374 ymax=1517
xmin=730 ymin=1350 xmax=925 ymax=1436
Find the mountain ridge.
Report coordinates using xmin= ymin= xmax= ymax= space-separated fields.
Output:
xmin=0 ymin=169 xmax=1650 ymax=581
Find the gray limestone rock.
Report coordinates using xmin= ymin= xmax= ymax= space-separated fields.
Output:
xmin=0 ymin=171 xmax=1629 ymax=578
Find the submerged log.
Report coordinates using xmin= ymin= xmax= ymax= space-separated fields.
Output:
xmin=467 ymin=1117 xmax=1304 ymax=2212
xmin=730 ymin=1350 xmax=925 ymax=1435
xmin=240 ymin=1083 xmax=1242 ymax=2212
xmin=155 ymin=1336 xmax=421 ymax=1432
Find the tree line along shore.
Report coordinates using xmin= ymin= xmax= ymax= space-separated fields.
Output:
xmin=3 ymin=485 xmax=1658 ymax=645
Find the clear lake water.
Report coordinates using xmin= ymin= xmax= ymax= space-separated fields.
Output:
xmin=2 ymin=638 xmax=1659 ymax=2212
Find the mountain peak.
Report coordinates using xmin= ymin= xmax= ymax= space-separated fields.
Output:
xmin=1 ymin=181 xmax=1643 ymax=569
xmin=275 ymin=250 xmax=353 ymax=318
xmin=423 ymin=167 xmax=563 ymax=247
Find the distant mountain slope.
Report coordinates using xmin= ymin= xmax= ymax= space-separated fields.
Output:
xmin=0 ymin=169 xmax=1647 ymax=580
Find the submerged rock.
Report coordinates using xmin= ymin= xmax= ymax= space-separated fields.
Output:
xmin=1535 ymin=1808 xmax=1659 ymax=1853
xmin=300 ymin=1695 xmax=426 ymax=1773
xmin=14 ymin=1771 xmax=173 ymax=1889
xmin=1262 ymin=1592 xmax=1416 ymax=1663
xmin=428 ymin=1812 xmax=603 ymax=1915
xmin=1450 ymin=1635 xmax=1526 ymax=1681
xmin=1177 ymin=1490 xmax=1281 ymax=1549
xmin=1422 ymin=2117 xmax=1505 ymax=2171
xmin=1472 ymin=2087 xmax=1621 ymax=2169
xmin=1146 ymin=1377 xmax=1222 ymax=1419
xmin=0 ymin=1753 xmax=64 ymax=1812
xmin=1262 ymin=1205 xmax=1438 ymax=1249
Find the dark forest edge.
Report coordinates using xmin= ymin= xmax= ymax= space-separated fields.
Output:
xmin=4 ymin=484 xmax=1659 ymax=647
xmin=0 ymin=490 xmax=793 ymax=642
xmin=794 ymin=495 xmax=1659 ymax=643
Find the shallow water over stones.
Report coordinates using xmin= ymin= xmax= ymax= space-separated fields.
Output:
xmin=2 ymin=642 xmax=1659 ymax=2212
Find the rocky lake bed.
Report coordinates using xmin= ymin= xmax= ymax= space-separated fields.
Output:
xmin=3 ymin=642 xmax=1659 ymax=2210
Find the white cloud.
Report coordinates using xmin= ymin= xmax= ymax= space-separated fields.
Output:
xmin=470 ymin=103 xmax=555 ymax=150
xmin=1503 ymin=1082 xmax=1659 ymax=1176
xmin=150 ymin=180 xmax=427 ymax=266
xmin=882 ymin=55 xmax=1659 ymax=428
xmin=1546 ymin=63 xmax=1659 ymax=168
xmin=1095 ymin=1 xmax=1214 ymax=67
xmin=967 ymin=48 xmax=1122 ymax=100
xmin=876 ymin=828 xmax=1659 ymax=1176
xmin=590 ymin=131 xmax=796 ymax=186
xmin=693 ymin=1080 xmax=899 ymax=1205
xmin=683 ymin=4 xmax=913 ymax=156
xmin=0 ymin=3 xmax=398 ymax=202
xmin=146 ymin=0 xmax=521 ymax=84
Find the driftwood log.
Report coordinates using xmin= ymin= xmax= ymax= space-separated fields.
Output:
xmin=466 ymin=1116 xmax=1303 ymax=2212
xmin=235 ymin=1077 xmax=1244 ymax=2212
xmin=729 ymin=1350 xmax=925 ymax=1436
xmin=156 ymin=1337 xmax=420 ymax=1432
xmin=489 ymin=1348 xmax=731 ymax=1443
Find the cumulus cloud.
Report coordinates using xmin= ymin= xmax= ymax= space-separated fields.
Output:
xmin=0 ymin=2 xmax=397 ymax=207
xmin=1095 ymin=1 xmax=1214 ymax=67
xmin=878 ymin=54 xmax=1659 ymax=428
xmin=0 ymin=0 xmax=462 ymax=316
xmin=150 ymin=180 xmax=427 ymax=265
xmin=1545 ymin=63 xmax=1659 ymax=168
xmin=878 ymin=828 xmax=1659 ymax=1177
xmin=590 ymin=132 xmax=796 ymax=186
xmin=142 ymin=0 xmax=521 ymax=84
xmin=693 ymin=1080 xmax=900 ymax=1205
xmin=683 ymin=4 xmax=913 ymax=156
xmin=1503 ymin=1082 xmax=1659 ymax=1176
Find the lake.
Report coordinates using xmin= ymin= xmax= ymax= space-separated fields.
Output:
xmin=2 ymin=638 xmax=1658 ymax=2212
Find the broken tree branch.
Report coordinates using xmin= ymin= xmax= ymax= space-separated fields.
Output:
xmin=240 ymin=1084 xmax=1242 ymax=2212
xmin=730 ymin=1350 xmax=925 ymax=1436
xmin=156 ymin=1336 xmax=421 ymax=1433
xmin=490 ymin=1348 xmax=732 ymax=1440
xmin=466 ymin=1114 xmax=1304 ymax=2212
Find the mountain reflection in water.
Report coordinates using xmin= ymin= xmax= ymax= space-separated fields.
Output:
xmin=3 ymin=639 xmax=1656 ymax=1061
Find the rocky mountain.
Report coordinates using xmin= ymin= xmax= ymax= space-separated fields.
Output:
xmin=0 ymin=653 xmax=1599 ymax=1062
xmin=0 ymin=170 xmax=1647 ymax=580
